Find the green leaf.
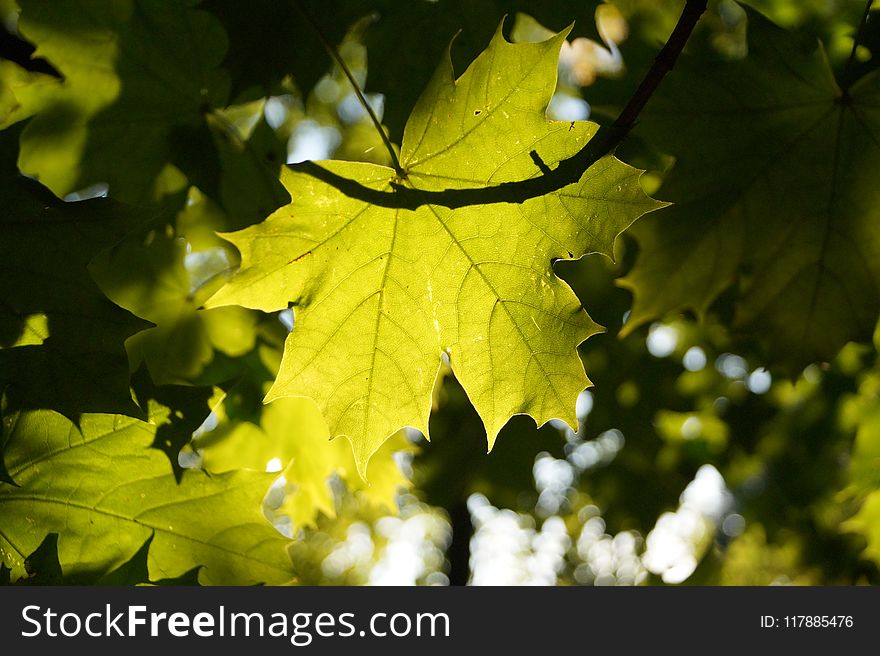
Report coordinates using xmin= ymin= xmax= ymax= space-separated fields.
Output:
xmin=0 ymin=408 xmax=294 ymax=585
xmin=198 ymin=397 xmax=412 ymax=529
xmin=0 ymin=63 xmax=18 ymax=124
xmin=0 ymin=59 xmax=61 ymax=129
xmin=209 ymin=109 xmax=290 ymax=230
xmin=130 ymin=366 xmax=216 ymax=482
xmin=621 ymin=7 xmax=880 ymax=371
xmin=365 ymin=0 xmax=606 ymax=141
xmin=208 ymin=25 xmax=662 ymax=473
xmin=19 ymin=533 xmax=63 ymax=585
xmin=842 ymin=491 xmax=880 ymax=567
xmin=15 ymin=0 xmax=229 ymax=203
xmin=0 ymin=126 xmax=150 ymax=417
xmin=90 ymin=223 xmax=257 ymax=385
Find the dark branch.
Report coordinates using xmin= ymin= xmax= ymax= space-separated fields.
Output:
xmin=842 ymin=0 xmax=875 ymax=90
xmin=294 ymin=0 xmax=707 ymax=210
xmin=611 ymin=0 xmax=708 ymax=133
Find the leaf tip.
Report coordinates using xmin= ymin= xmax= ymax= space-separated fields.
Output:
xmin=486 ymin=428 xmax=500 ymax=454
xmin=347 ymin=436 xmax=373 ymax=484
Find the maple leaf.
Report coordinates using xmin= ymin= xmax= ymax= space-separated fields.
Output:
xmin=620 ymin=7 xmax=880 ymax=371
xmin=14 ymin=0 xmax=229 ymax=203
xmin=0 ymin=126 xmax=149 ymax=418
xmin=0 ymin=408 xmax=294 ymax=585
xmin=90 ymin=224 xmax=257 ymax=386
xmin=208 ymin=25 xmax=662 ymax=473
xmin=198 ymin=397 xmax=414 ymax=530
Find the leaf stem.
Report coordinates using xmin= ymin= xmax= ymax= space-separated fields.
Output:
xmin=293 ymin=0 xmax=405 ymax=177
xmin=843 ymin=0 xmax=875 ymax=89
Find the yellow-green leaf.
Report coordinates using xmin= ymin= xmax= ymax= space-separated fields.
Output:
xmin=208 ymin=25 xmax=662 ymax=473
xmin=198 ymin=397 xmax=413 ymax=529
xmin=0 ymin=409 xmax=294 ymax=585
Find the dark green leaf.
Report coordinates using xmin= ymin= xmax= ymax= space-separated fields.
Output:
xmin=0 ymin=125 xmax=150 ymax=418
xmin=130 ymin=366 xmax=215 ymax=482
xmin=622 ymin=7 xmax=880 ymax=371
xmin=16 ymin=0 xmax=229 ymax=203
xmin=20 ymin=533 xmax=63 ymax=585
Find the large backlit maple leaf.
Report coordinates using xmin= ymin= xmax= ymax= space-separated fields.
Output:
xmin=208 ymin=26 xmax=662 ymax=472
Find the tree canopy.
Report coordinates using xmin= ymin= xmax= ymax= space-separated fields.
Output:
xmin=2 ymin=0 xmax=879 ymax=586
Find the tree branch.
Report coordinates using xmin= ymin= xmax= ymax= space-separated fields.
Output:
xmin=843 ymin=0 xmax=875 ymax=90
xmin=295 ymin=0 xmax=708 ymax=210
xmin=612 ymin=0 xmax=708 ymax=134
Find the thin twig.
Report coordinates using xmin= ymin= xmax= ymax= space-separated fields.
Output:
xmin=296 ymin=0 xmax=708 ymax=209
xmin=293 ymin=0 xmax=405 ymax=176
xmin=843 ymin=0 xmax=875 ymax=89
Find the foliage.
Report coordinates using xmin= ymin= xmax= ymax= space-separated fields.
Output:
xmin=622 ymin=6 xmax=880 ymax=371
xmin=1 ymin=408 xmax=293 ymax=585
xmin=1 ymin=0 xmax=879 ymax=586
xmin=0 ymin=125 xmax=149 ymax=418
xmin=207 ymin=26 xmax=662 ymax=471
